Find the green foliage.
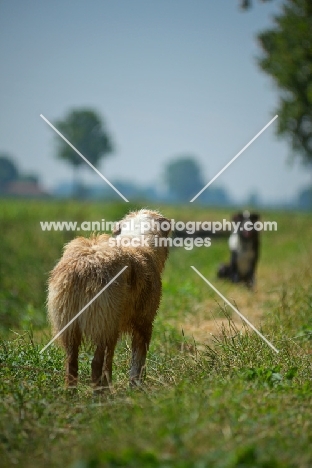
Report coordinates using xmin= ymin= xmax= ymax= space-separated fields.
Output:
xmin=54 ymin=108 xmax=114 ymax=193
xmin=0 ymin=200 xmax=312 ymax=467
xmin=164 ymin=156 xmax=205 ymax=202
xmin=296 ymin=323 xmax=312 ymax=341
xmin=257 ymin=0 xmax=312 ymax=164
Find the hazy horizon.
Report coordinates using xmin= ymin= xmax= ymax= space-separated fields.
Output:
xmin=1 ymin=0 xmax=311 ymax=205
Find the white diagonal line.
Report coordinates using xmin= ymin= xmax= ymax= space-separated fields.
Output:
xmin=40 ymin=114 xmax=129 ymax=202
xmin=40 ymin=266 xmax=128 ymax=354
xmin=190 ymin=115 xmax=278 ymax=202
xmin=191 ymin=266 xmax=279 ymax=354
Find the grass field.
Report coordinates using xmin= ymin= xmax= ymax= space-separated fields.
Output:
xmin=0 ymin=200 xmax=311 ymax=467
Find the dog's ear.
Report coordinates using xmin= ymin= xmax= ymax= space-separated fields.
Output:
xmin=112 ymin=222 xmax=121 ymax=237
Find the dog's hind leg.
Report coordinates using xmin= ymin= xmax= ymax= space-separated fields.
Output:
xmin=91 ymin=337 xmax=118 ymax=391
xmin=130 ymin=324 xmax=152 ymax=386
xmin=65 ymin=330 xmax=81 ymax=388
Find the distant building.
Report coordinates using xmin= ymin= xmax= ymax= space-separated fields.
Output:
xmin=4 ymin=180 xmax=49 ymax=198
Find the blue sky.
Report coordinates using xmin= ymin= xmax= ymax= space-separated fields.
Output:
xmin=0 ymin=0 xmax=310 ymax=204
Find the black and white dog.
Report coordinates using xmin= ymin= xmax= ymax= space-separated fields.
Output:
xmin=217 ymin=211 xmax=260 ymax=289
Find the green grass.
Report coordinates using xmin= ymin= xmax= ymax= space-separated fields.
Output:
xmin=0 ymin=200 xmax=312 ymax=467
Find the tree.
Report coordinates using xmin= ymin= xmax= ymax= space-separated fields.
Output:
xmin=0 ymin=154 xmax=19 ymax=192
xmin=164 ymin=156 xmax=205 ymax=202
xmin=54 ymin=109 xmax=114 ymax=195
xmin=257 ymin=0 xmax=312 ymax=166
xmin=297 ymin=186 xmax=312 ymax=210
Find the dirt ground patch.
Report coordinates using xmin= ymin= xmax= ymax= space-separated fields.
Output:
xmin=172 ymin=267 xmax=285 ymax=347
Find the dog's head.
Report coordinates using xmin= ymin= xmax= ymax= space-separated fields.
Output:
xmin=112 ymin=209 xmax=171 ymax=243
xmin=232 ymin=211 xmax=260 ymax=241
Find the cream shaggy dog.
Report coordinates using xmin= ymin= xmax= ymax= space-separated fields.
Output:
xmin=47 ymin=209 xmax=170 ymax=389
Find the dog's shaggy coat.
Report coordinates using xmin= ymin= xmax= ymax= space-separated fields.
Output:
xmin=47 ymin=209 xmax=170 ymax=389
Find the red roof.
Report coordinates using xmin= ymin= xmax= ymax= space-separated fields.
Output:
xmin=4 ymin=180 xmax=49 ymax=197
